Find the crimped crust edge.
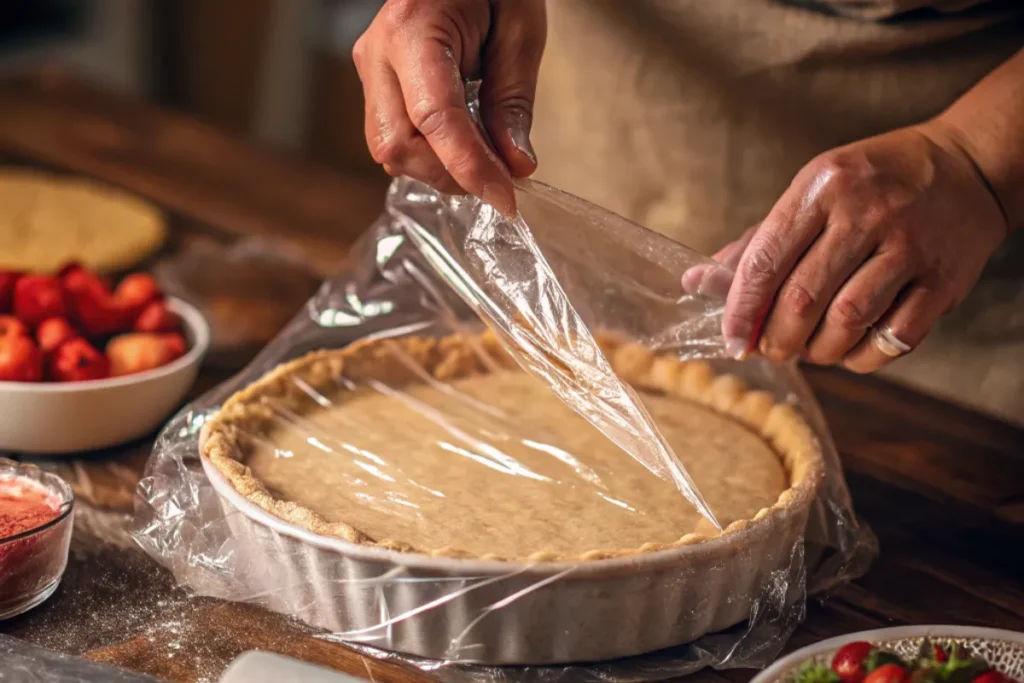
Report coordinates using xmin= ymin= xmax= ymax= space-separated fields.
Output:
xmin=200 ymin=332 xmax=825 ymax=562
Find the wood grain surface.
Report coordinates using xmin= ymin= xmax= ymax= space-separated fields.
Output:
xmin=0 ymin=72 xmax=1021 ymax=683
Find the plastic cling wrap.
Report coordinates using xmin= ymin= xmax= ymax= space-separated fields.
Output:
xmin=133 ymin=178 xmax=876 ymax=680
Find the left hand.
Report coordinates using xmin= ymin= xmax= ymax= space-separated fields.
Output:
xmin=703 ymin=123 xmax=1009 ymax=372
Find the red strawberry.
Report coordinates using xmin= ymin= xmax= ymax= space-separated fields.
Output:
xmin=0 ymin=335 xmax=44 ymax=382
xmin=864 ymin=665 xmax=909 ymax=683
xmin=833 ymin=642 xmax=877 ymax=683
xmin=106 ymin=332 xmax=186 ymax=377
xmin=0 ymin=315 xmax=29 ymax=339
xmin=60 ymin=264 xmax=130 ymax=337
xmin=67 ymin=289 xmax=135 ymax=338
xmin=971 ymin=673 xmax=1010 ymax=683
xmin=114 ymin=273 xmax=161 ymax=314
xmin=163 ymin=332 xmax=187 ymax=357
xmin=36 ymin=317 xmax=79 ymax=355
xmin=60 ymin=262 xmax=111 ymax=299
xmin=13 ymin=275 xmax=68 ymax=328
xmin=47 ymin=338 xmax=109 ymax=382
xmin=0 ymin=270 xmax=21 ymax=313
xmin=134 ymin=299 xmax=181 ymax=334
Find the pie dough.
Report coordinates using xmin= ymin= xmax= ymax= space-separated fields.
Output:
xmin=0 ymin=169 xmax=165 ymax=273
xmin=201 ymin=332 xmax=823 ymax=562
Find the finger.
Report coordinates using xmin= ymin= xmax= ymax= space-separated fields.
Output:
xmin=841 ymin=284 xmax=951 ymax=373
xmin=480 ymin=0 xmax=546 ymax=178
xmin=682 ymin=224 xmax=757 ymax=297
xmin=392 ymin=40 xmax=516 ymax=217
xmin=723 ymin=185 xmax=828 ymax=359
xmin=804 ymin=250 xmax=914 ymax=365
xmin=388 ymin=147 xmax=465 ymax=194
xmin=357 ymin=50 xmax=463 ymax=194
xmin=681 ymin=261 xmax=735 ymax=300
xmin=357 ymin=47 xmax=411 ymax=168
xmin=384 ymin=135 xmax=465 ymax=195
xmin=758 ymin=218 xmax=877 ymax=362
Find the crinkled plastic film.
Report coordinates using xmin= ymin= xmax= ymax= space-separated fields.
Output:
xmin=133 ymin=178 xmax=876 ymax=680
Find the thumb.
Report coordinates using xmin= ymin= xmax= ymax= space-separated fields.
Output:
xmin=480 ymin=0 xmax=547 ymax=178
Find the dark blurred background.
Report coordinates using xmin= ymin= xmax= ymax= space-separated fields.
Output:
xmin=0 ymin=0 xmax=386 ymax=182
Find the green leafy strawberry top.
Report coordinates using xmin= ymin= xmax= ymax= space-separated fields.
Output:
xmin=790 ymin=639 xmax=1016 ymax=683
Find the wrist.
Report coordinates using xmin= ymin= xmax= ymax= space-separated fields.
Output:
xmin=924 ymin=112 xmax=1022 ymax=236
xmin=919 ymin=117 xmax=1015 ymax=238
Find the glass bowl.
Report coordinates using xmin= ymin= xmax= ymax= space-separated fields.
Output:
xmin=0 ymin=458 xmax=75 ymax=619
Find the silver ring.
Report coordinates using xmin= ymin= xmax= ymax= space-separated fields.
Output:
xmin=872 ymin=325 xmax=912 ymax=358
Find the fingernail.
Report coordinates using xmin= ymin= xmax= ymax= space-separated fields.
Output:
xmin=481 ymin=183 xmax=517 ymax=218
xmin=681 ymin=268 xmax=703 ymax=294
xmin=508 ymin=125 xmax=536 ymax=166
xmin=725 ymin=337 xmax=749 ymax=361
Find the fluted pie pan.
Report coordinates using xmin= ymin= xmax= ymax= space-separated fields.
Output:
xmin=199 ymin=332 xmax=824 ymax=664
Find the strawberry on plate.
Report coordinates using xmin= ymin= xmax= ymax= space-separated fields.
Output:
xmin=972 ymin=673 xmax=1012 ymax=683
xmin=863 ymin=665 xmax=909 ymax=683
xmin=792 ymin=638 xmax=1018 ymax=683
xmin=833 ymin=642 xmax=877 ymax=683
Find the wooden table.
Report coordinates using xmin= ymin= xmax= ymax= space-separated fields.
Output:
xmin=1 ymin=72 xmax=1023 ymax=683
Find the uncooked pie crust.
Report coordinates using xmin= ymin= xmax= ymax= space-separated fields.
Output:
xmin=0 ymin=169 xmax=166 ymax=273
xmin=200 ymin=331 xmax=824 ymax=562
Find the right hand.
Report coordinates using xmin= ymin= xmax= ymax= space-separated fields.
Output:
xmin=353 ymin=0 xmax=547 ymax=216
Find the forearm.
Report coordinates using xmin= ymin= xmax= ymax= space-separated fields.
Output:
xmin=928 ymin=48 xmax=1024 ymax=234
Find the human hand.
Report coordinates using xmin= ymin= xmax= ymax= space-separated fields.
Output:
xmin=353 ymin=0 xmax=546 ymax=216
xmin=694 ymin=124 xmax=1009 ymax=372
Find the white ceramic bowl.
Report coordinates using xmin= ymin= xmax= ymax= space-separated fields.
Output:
xmin=752 ymin=626 xmax=1024 ymax=683
xmin=0 ymin=297 xmax=210 ymax=454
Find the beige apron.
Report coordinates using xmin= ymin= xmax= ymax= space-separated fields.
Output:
xmin=532 ymin=0 xmax=1024 ymax=424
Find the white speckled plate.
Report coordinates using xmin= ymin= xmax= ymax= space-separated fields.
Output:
xmin=753 ymin=626 xmax=1024 ymax=683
